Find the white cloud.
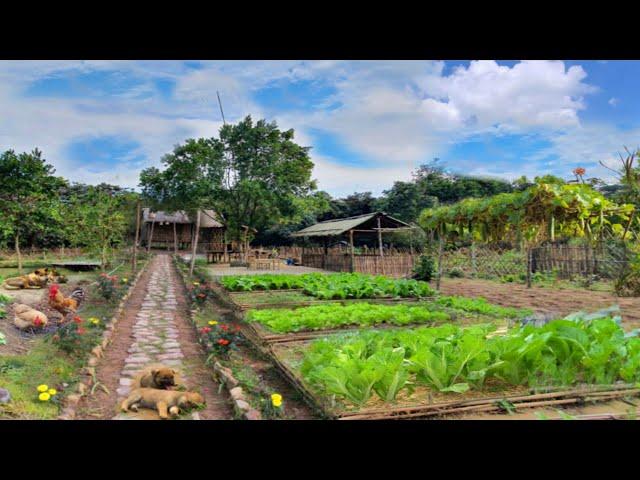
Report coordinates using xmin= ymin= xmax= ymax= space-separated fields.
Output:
xmin=609 ymin=97 xmax=619 ymax=106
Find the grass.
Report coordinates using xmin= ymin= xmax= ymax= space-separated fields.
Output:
xmin=0 ymin=341 xmax=81 ymax=419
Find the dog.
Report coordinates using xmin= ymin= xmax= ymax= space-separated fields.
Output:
xmin=3 ymin=272 xmax=49 ymax=290
xmin=131 ymin=364 xmax=181 ymax=390
xmin=120 ymin=388 xmax=205 ymax=419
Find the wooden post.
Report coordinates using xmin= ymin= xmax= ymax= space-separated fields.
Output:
xmin=436 ymin=232 xmax=444 ymax=291
xmin=147 ymin=213 xmax=156 ymax=253
xmin=173 ymin=221 xmax=178 ymax=255
xmin=526 ymin=247 xmax=532 ymax=288
xmin=377 ymin=216 xmax=384 ymax=257
xmin=15 ymin=232 xmax=22 ymax=275
xmin=470 ymin=241 xmax=477 ymax=277
xmin=189 ymin=210 xmax=201 ymax=276
xmin=349 ymin=230 xmax=355 ymax=273
xmin=132 ymin=200 xmax=141 ymax=273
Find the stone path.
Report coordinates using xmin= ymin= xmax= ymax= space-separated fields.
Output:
xmin=116 ymin=256 xmax=184 ymax=400
xmin=76 ymin=253 xmax=232 ymax=420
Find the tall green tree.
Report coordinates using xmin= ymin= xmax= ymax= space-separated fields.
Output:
xmin=140 ymin=115 xmax=317 ymax=272
xmin=64 ymin=186 xmax=131 ymax=269
xmin=0 ymin=149 xmax=66 ymax=272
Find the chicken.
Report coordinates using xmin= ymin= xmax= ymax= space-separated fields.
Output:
xmin=48 ymin=284 xmax=85 ymax=316
xmin=13 ymin=304 xmax=48 ymax=330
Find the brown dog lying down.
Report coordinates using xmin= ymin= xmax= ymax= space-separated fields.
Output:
xmin=131 ymin=364 xmax=183 ymax=390
xmin=121 ymin=388 xmax=205 ymax=419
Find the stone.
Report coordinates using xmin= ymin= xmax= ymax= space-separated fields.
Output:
xmin=245 ymin=409 xmax=262 ymax=420
xmin=0 ymin=387 xmax=11 ymax=404
xmin=234 ymin=399 xmax=251 ymax=412
xmin=157 ymin=352 xmax=184 ymax=361
xmin=119 ymin=378 xmax=133 ymax=387
xmin=229 ymin=387 xmax=244 ymax=401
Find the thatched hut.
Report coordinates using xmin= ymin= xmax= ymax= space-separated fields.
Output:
xmin=141 ymin=209 xmax=225 ymax=252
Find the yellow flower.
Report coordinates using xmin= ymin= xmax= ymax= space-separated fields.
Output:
xmin=122 ymin=278 xmax=128 ymax=283
xmin=89 ymin=318 xmax=100 ymax=325
xmin=208 ymin=320 xmax=218 ymax=326
xmin=193 ymin=282 xmax=200 ymax=286
xmin=37 ymin=384 xmax=49 ymax=393
xmin=48 ymin=388 xmax=57 ymax=396
xmin=38 ymin=392 xmax=51 ymax=402
xmin=271 ymin=393 xmax=283 ymax=408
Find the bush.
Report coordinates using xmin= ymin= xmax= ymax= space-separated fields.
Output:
xmin=448 ymin=268 xmax=464 ymax=278
xmin=187 ymin=280 xmax=215 ymax=306
xmin=48 ymin=316 xmax=93 ymax=354
xmin=412 ymin=255 xmax=435 ymax=281
xmin=97 ymin=273 xmax=120 ymax=301
xmin=199 ymin=321 xmax=242 ymax=359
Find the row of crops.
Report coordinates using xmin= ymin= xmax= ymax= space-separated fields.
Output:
xmin=221 ymin=272 xmax=435 ymax=299
xmin=300 ymin=315 xmax=640 ymax=407
xmin=219 ymin=271 xmax=635 ymax=417
xmin=246 ymin=297 xmax=529 ymax=333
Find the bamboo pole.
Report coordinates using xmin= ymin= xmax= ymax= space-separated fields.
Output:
xmin=173 ymin=221 xmax=178 ymax=255
xmin=132 ymin=200 xmax=141 ymax=273
xmin=377 ymin=216 xmax=384 ymax=257
xmin=189 ymin=210 xmax=201 ymax=276
xmin=349 ymin=230 xmax=355 ymax=273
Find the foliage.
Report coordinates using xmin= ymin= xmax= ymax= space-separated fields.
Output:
xmin=96 ymin=273 xmax=121 ymax=301
xmin=63 ymin=186 xmax=130 ymax=269
xmin=434 ymin=295 xmax=529 ymax=318
xmin=412 ymin=255 xmax=435 ymax=281
xmin=199 ymin=322 xmax=242 ymax=359
xmin=187 ymin=280 xmax=216 ymax=306
xmin=419 ymin=182 xmax=635 ymax=244
xmin=247 ymin=303 xmax=452 ymax=333
xmin=48 ymin=316 xmax=93 ymax=355
xmin=221 ymin=272 xmax=436 ymax=299
xmin=300 ymin=315 xmax=640 ymax=406
xmin=139 ymin=115 xmax=317 ymax=242
xmin=0 ymin=149 xmax=67 ymax=268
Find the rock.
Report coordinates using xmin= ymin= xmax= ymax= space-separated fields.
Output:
xmin=0 ymin=387 xmax=11 ymax=404
xmin=245 ymin=409 xmax=262 ymax=420
xmin=234 ymin=399 xmax=251 ymax=412
xmin=229 ymin=386 xmax=244 ymax=401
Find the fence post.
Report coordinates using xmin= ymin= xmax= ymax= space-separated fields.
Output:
xmin=526 ymin=247 xmax=532 ymax=288
xmin=436 ymin=235 xmax=444 ymax=291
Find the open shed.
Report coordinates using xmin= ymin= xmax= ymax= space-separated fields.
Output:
xmin=141 ymin=209 xmax=225 ymax=251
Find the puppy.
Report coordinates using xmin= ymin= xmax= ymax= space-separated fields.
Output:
xmin=131 ymin=364 xmax=181 ymax=390
xmin=120 ymin=388 xmax=205 ymax=419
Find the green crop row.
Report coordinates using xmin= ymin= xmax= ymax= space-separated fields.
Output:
xmin=433 ymin=296 xmax=530 ymax=319
xmin=300 ymin=315 xmax=640 ymax=407
xmin=221 ymin=272 xmax=435 ymax=300
xmin=247 ymin=303 xmax=452 ymax=333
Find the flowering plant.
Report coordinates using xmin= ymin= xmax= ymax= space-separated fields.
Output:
xmin=36 ymin=384 xmax=59 ymax=403
xmin=199 ymin=322 xmax=242 ymax=358
xmin=49 ymin=316 xmax=91 ymax=354
xmin=188 ymin=281 xmax=215 ymax=307
xmin=261 ymin=392 xmax=285 ymax=418
xmin=97 ymin=273 xmax=121 ymax=301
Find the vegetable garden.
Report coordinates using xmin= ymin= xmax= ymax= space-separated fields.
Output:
xmin=211 ymin=269 xmax=640 ymax=419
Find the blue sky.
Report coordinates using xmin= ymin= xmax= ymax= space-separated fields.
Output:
xmin=1 ymin=60 xmax=639 ymax=196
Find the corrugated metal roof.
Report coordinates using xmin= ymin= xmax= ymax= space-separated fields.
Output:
xmin=291 ymin=212 xmax=411 ymax=237
xmin=143 ymin=209 xmax=223 ymax=228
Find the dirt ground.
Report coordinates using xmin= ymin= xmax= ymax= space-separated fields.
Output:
xmin=438 ymin=278 xmax=640 ymax=328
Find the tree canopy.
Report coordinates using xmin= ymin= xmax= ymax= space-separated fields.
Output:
xmin=139 ymin=115 xmax=317 ymax=241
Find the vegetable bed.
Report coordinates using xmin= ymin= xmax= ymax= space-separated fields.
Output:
xmin=267 ymin=314 xmax=640 ymax=419
xmin=221 ymin=272 xmax=436 ymax=300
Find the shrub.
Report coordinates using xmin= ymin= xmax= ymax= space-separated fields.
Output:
xmin=97 ymin=273 xmax=120 ymax=301
xmin=412 ymin=255 xmax=435 ymax=282
xmin=187 ymin=280 xmax=215 ymax=306
xmin=448 ymin=268 xmax=464 ymax=278
xmin=49 ymin=316 xmax=93 ymax=354
xmin=199 ymin=321 xmax=242 ymax=358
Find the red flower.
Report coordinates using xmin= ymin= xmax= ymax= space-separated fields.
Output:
xmin=217 ymin=339 xmax=230 ymax=346
xmin=77 ymin=327 xmax=86 ymax=335
xmin=220 ymin=325 xmax=229 ymax=332
xmin=73 ymin=316 xmax=83 ymax=324
xmin=197 ymin=293 xmax=206 ymax=299
xmin=200 ymin=327 xmax=212 ymax=334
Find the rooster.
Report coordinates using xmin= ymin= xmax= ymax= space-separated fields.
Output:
xmin=48 ymin=284 xmax=85 ymax=316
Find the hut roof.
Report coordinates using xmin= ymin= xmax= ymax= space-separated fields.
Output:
xmin=291 ymin=212 xmax=412 ymax=237
xmin=142 ymin=209 xmax=223 ymax=228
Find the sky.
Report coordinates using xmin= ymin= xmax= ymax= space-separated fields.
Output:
xmin=1 ymin=60 xmax=639 ymax=197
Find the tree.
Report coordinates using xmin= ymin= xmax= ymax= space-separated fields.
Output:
xmin=64 ymin=186 xmax=130 ymax=269
xmin=0 ymin=149 xmax=66 ymax=273
xmin=140 ymin=115 xmax=317 ymax=274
